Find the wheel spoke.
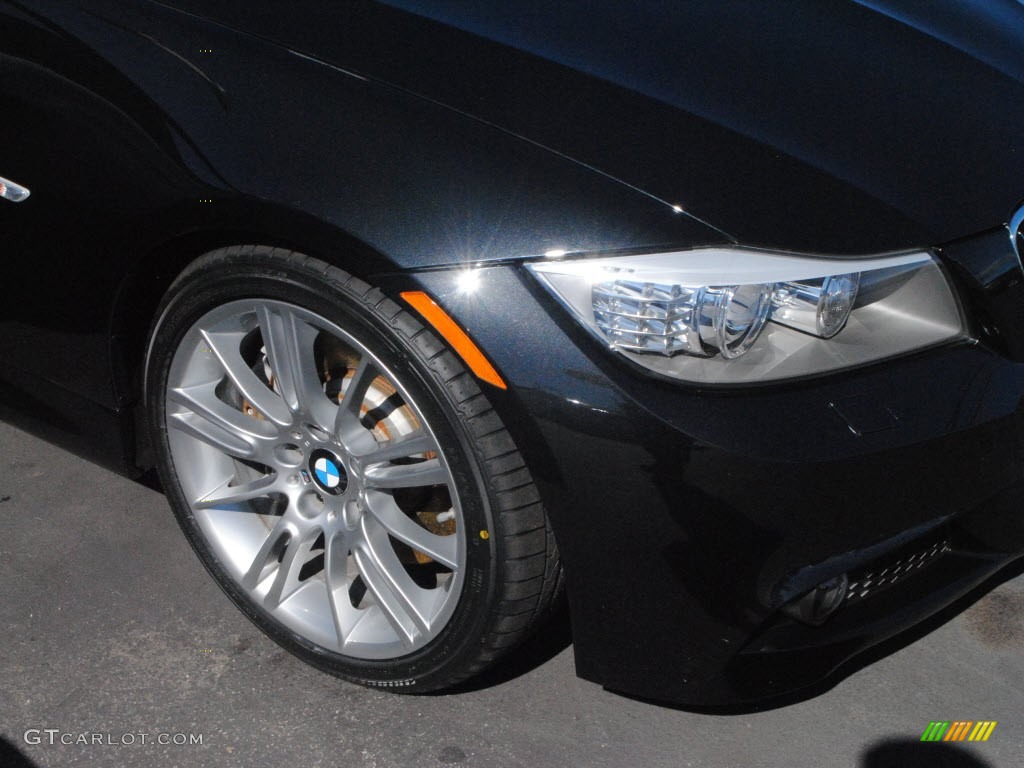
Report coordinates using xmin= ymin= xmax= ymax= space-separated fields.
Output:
xmin=201 ymin=327 xmax=291 ymax=425
xmin=257 ymin=305 xmax=331 ymax=424
xmin=340 ymin=357 xmax=376 ymax=415
xmin=168 ymin=382 xmax=277 ymax=459
xmin=194 ymin=474 xmax=278 ymax=509
xmin=364 ymin=490 xmax=458 ymax=570
xmin=358 ymin=430 xmax=437 ymax=464
xmin=333 ymin=356 xmax=380 ymax=450
xmin=324 ymin=531 xmax=355 ymax=647
xmin=354 ymin=518 xmax=432 ymax=645
xmin=241 ymin=517 xmax=292 ymax=590
xmin=263 ymin=527 xmax=320 ymax=610
xmin=364 ymin=457 xmax=448 ymax=489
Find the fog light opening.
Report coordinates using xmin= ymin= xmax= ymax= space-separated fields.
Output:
xmin=781 ymin=573 xmax=849 ymax=626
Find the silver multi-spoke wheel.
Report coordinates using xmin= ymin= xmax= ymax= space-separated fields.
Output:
xmin=165 ymin=298 xmax=464 ymax=659
xmin=148 ymin=247 xmax=561 ymax=690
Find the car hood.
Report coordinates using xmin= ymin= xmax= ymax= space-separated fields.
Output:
xmin=165 ymin=0 xmax=1024 ymax=254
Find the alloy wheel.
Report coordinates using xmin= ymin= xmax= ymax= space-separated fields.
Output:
xmin=164 ymin=298 xmax=464 ymax=659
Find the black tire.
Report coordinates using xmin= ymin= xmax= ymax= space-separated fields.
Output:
xmin=144 ymin=245 xmax=562 ymax=691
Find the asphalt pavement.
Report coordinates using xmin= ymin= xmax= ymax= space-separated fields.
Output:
xmin=1 ymin=420 xmax=1022 ymax=768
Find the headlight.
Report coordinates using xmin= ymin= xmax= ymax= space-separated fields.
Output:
xmin=527 ymin=248 xmax=964 ymax=384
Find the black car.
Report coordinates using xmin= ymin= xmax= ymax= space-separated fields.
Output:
xmin=2 ymin=0 xmax=1024 ymax=706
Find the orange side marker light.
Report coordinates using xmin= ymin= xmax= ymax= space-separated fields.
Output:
xmin=400 ymin=291 xmax=507 ymax=390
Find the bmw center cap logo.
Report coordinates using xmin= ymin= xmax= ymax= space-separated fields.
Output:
xmin=309 ymin=449 xmax=348 ymax=495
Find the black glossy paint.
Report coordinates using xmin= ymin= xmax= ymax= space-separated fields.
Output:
xmin=1 ymin=0 xmax=1023 ymax=704
xmin=163 ymin=0 xmax=1024 ymax=253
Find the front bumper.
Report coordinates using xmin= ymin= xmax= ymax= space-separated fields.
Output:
xmin=375 ymin=228 xmax=1024 ymax=705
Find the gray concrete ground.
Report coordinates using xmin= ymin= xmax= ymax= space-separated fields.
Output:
xmin=1 ymin=420 xmax=1022 ymax=768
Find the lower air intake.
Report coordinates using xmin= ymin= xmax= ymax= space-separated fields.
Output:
xmin=846 ymin=538 xmax=951 ymax=604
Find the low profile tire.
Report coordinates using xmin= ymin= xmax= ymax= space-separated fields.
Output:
xmin=144 ymin=245 xmax=562 ymax=691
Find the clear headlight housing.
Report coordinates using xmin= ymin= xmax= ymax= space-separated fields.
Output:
xmin=527 ymin=248 xmax=964 ymax=384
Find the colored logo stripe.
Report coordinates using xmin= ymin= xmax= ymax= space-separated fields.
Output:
xmin=944 ymin=721 xmax=972 ymax=742
xmin=921 ymin=722 xmax=949 ymax=742
xmin=968 ymin=722 xmax=997 ymax=742
xmin=920 ymin=721 xmax=997 ymax=742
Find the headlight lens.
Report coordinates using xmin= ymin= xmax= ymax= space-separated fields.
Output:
xmin=772 ymin=273 xmax=860 ymax=339
xmin=698 ymin=283 xmax=774 ymax=358
xmin=527 ymin=248 xmax=964 ymax=384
